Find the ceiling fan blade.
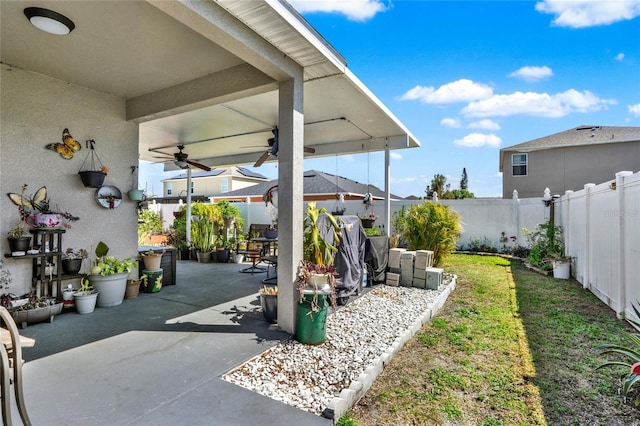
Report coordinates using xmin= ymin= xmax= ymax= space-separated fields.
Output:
xmin=304 ymin=147 xmax=316 ymax=154
xmin=254 ymin=150 xmax=271 ymax=167
xmin=186 ymin=159 xmax=211 ymax=172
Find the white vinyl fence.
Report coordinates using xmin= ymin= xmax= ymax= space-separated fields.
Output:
xmin=148 ymin=170 xmax=640 ymax=320
xmin=559 ymin=171 xmax=640 ymax=321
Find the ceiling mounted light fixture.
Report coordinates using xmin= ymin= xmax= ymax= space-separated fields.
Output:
xmin=175 ymin=160 xmax=189 ymax=169
xmin=24 ymin=7 xmax=75 ymax=35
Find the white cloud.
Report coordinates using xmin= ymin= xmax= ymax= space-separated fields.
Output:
xmin=461 ymin=89 xmax=616 ymax=118
xmin=399 ymin=79 xmax=493 ymax=104
xmin=390 ymin=152 xmax=402 ymax=160
xmin=629 ymin=104 xmax=640 ymax=117
xmin=508 ymin=66 xmax=553 ymax=82
xmin=441 ymin=117 xmax=461 ymax=128
xmin=289 ymin=0 xmax=388 ymax=22
xmin=453 ymin=133 xmax=502 ymax=148
xmin=535 ymin=0 xmax=640 ymax=28
xmin=468 ymin=119 xmax=501 ymax=130
xmin=616 ymin=52 xmax=625 ymax=61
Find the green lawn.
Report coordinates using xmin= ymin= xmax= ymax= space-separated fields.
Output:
xmin=345 ymin=254 xmax=639 ymax=425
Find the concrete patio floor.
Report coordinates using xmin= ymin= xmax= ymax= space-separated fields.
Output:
xmin=14 ymin=260 xmax=332 ymax=426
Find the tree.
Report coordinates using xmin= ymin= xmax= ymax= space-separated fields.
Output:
xmin=425 ymin=174 xmax=450 ymax=199
xmin=425 ymin=170 xmax=474 ymax=200
xmin=460 ymin=167 xmax=468 ymax=190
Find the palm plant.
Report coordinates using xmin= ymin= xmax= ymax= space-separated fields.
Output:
xmin=596 ymin=302 xmax=640 ymax=405
xmin=403 ymin=201 xmax=461 ymax=266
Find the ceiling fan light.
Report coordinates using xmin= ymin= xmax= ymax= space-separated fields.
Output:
xmin=175 ymin=160 xmax=189 ymax=169
xmin=24 ymin=7 xmax=75 ymax=35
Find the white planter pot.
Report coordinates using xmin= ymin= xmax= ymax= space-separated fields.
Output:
xmin=553 ymin=261 xmax=570 ymax=280
xmin=74 ymin=291 xmax=98 ymax=314
xmin=89 ymin=272 xmax=128 ymax=307
xmin=303 ymin=273 xmax=332 ymax=294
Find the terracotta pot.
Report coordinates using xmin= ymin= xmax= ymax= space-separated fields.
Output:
xmin=142 ymin=253 xmax=162 ymax=270
xmin=125 ymin=279 xmax=141 ymax=299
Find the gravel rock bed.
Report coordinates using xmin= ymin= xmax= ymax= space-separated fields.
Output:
xmin=223 ymin=274 xmax=455 ymax=416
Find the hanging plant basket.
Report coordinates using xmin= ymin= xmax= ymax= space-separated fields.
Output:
xmin=78 ymin=139 xmax=108 ymax=188
xmin=127 ymin=166 xmax=144 ymax=201
xmin=79 ymin=171 xmax=106 ymax=188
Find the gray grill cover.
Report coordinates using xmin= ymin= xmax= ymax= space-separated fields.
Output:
xmin=317 ymin=214 xmax=366 ymax=295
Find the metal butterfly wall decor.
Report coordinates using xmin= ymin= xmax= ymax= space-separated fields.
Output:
xmin=46 ymin=128 xmax=81 ymax=159
xmin=7 ymin=185 xmax=49 ymax=219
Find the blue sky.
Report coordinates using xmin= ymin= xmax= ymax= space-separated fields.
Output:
xmin=140 ymin=0 xmax=640 ymax=198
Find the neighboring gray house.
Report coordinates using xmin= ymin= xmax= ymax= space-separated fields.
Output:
xmin=500 ymin=125 xmax=640 ymax=198
xmin=162 ymin=167 xmax=269 ymax=198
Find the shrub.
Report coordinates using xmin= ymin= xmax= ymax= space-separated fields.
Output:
xmin=466 ymin=235 xmax=498 ymax=253
xmin=137 ymin=209 xmax=162 ymax=245
xmin=402 ymin=201 xmax=462 ymax=266
xmin=523 ymin=221 xmax=565 ymax=271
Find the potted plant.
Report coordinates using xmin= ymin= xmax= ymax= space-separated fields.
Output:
xmin=259 ymin=285 xmax=278 ymax=324
xmin=359 ymin=210 xmax=377 ymax=229
xmin=88 ymin=241 xmax=136 ymax=307
xmin=264 ymin=224 xmax=278 ymax=240
xmin=7 ymin=184 xmax=79 ymax=230
xmin=127 ymin=166 xmax=145 ymax=201
xmin=61 ymin=248 xmax=88 ymax=275
xmin=78 ymin=139 xmax=109 ymax=188
xmin=524 ymin=220 xmax=569 ymax=278
xmin=167 ymin=220 xmax=190 ymax=260
xmin=73 ymin=277 xmax=98 ymax=314
xmin=217 ymin=199 xmax=241 ymax=228
xmin=7 ymin=222 xmax=31 ymax=253
xmin=296 ymin=202 xmax=341 ymax=344
xmin=7 ymin=293 xmax=63 ymax=328
xmin=140 ymin=248 xmax=164 ymax=270
xmin=215 ymin=238 xmax=233 ymax=263
xmin=125 ymin=278 xmax=142 ymax=299
xmin=192 ymin=215 xmax=215 ymax=263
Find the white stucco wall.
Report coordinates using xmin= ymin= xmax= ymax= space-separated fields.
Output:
xmin=1 ymin=65 xmax=140 ymax=295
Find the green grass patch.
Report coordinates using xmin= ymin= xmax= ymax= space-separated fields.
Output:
xmin=344 ymin=254 xmax=640 ymax=426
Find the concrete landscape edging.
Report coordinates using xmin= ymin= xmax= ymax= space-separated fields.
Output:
xmin=323 ymin=276 xmax=457 ymax=422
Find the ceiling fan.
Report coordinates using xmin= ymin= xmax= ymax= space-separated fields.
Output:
xmin=153 ymin=144 xmax=212 ymax=171
xmin=254 ymin=127 xmax=316 ymax=167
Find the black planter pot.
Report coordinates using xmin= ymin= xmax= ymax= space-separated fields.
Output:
xmin=8 ymin=237 xmax=31 ymax=252
xmin=260 ymin=293 xmax=277 ymax=324
xmin=78 ymin=171 xmax=107 ymax=188
xmin=179 ymin=249 xmax=191 ymax=260
xmin=216 ymin=249 xmax=230 ymax=263
xmin=61 ymin=258 xmax=83 ymax=275
xmin=361 ymin=218 xmax=375 ymax=229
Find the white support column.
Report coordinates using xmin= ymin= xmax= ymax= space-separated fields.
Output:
xmin=616 ymin=171 xmax=633 ymax=319
xmin=277 ymin=76 xmax=304 ymax=335
xmin=186 ymin=168 xmax=192 ymax=248
xmin=384 ymin=142 xmax=391 ymax=235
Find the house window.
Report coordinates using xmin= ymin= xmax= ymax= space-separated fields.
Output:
xmin=221 ymin=178 xmax=228 ymax=193
xmin=167 ymin=183 xmax=172 ymax=195
xmin=512 ymin=153 xmax=527 ymax=176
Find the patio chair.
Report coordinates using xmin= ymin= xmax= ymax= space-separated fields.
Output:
xmin=0 ymin=306 xmax=31 ymax=425
xmin=260 ymin=255 xmax=277 ymax=284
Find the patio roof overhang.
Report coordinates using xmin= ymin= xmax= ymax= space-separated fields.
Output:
xmin=1 ymin=0 xmax=420 ymax=167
